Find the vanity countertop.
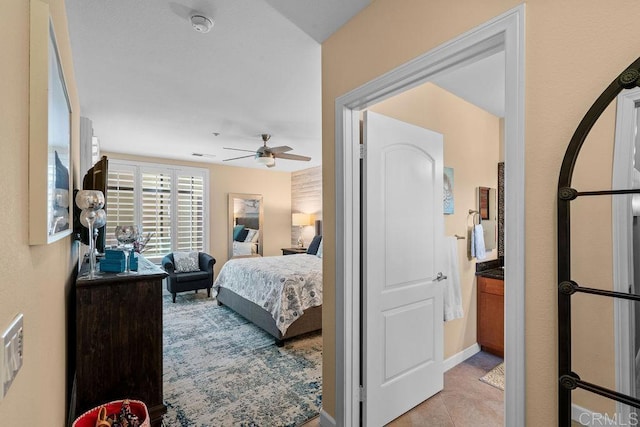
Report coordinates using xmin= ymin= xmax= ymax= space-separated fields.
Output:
xmin=475 ymin=258 xmax=504 ymax=280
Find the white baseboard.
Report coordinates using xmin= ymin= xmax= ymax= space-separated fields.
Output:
xmin=319 ymin=409 xmax=336 ymax=427
xmin=443 ymin=343 xmax=481 ymax=372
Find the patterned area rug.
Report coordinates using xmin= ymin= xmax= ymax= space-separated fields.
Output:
xmin=162 ymin=292 xmax=322 ymax=426
xmin=479 ymin=362 xmax=505 ymax=390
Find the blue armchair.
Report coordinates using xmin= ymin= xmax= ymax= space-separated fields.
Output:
xmin=162 ymin=252 xmax=216 ymax=303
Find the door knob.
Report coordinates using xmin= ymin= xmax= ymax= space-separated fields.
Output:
xmin=435 ymin=272 xmax=447 ymax=281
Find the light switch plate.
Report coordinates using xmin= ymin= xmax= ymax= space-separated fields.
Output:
xmin=0 ymin=314 xmax=23 ymax=401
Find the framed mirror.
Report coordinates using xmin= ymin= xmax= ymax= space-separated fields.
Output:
xmin=477 ymin=186 xmax=497 ymax=250
xmin=29 ymin=0 xmax=73 ymax=245
xmin=228 ymin=193 xmax=264 ymax=258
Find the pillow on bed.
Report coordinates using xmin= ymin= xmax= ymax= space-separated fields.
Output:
xmin=173 ymin=251 xmax=200 ymax=272
xmin=235 ymin=228 xmax=249 ymax=242
xmin=316 ymin=239 xmax=323 ymax=258
xmin=307 ymin=235 xmax=322 ymax=255
xmin=233 ymin=225 xmax=245 ymax=241
xmin=233 ymin=241 xmax=254 ymax=256
xmin=244 ymin=228 xmax=258 ymax=243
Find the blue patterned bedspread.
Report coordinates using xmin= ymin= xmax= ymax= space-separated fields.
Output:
xmin=213 ymin=254 xmax=322 ymax=334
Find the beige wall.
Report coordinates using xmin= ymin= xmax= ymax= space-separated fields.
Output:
xmin=321 ymin=0 xmax=635 ymax=422
xmin=0 ymin=0 xmax=80 ymax=425
xmin=103 ymin=152 xmax=292 ymax=274
xmin=369 ymin=82 xmax=500 ymax=360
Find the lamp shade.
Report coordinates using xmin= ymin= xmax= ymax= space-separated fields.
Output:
xmin=292 ymin=213 xmax=311 ymax=227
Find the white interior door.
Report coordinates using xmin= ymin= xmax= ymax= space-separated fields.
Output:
xmin=363 ymin=111 xmax=445 ymax=426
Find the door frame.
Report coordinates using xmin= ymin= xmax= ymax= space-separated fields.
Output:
xmin=333 ymin=5 xmax=526 ymax=426
xmin=612 ymin=87 xmax=640 ymax=423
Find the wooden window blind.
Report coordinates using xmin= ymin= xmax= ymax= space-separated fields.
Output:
xmin=105 ymin=161 xmax=208 ymax=261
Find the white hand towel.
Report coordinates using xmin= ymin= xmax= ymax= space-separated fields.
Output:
xmin=473 ymin=223 xmax=487 ymax=260
xmin=444 ymin=236 xmax=464 ymax=321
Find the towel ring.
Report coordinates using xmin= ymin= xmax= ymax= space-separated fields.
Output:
xmin=468 ymin=209 xmax=481 ymax=225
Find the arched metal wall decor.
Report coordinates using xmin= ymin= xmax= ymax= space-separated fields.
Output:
xmin=558 ymin=57 xmax=640 ymax=425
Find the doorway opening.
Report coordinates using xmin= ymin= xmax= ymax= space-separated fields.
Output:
xmin=333 ymin=5 xmax=525 ymax=426
xmin=360 ymin=73 xmax=505 ymax=424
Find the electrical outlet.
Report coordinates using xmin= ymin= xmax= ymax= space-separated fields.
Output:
xmin=0 ymin=314 xmax=23 ymax=401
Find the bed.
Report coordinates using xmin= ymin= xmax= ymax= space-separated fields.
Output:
xmin=213 ymin=248 xmax=322 ymax=346
xmin=232 ymin=216 xmax=260 ymax=256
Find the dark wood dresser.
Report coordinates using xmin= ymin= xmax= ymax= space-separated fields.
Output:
xmin=73 ymin=255 xmax=167 ymax=426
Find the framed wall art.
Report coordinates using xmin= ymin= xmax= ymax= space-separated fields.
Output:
xmin=29 ymin=0 xmax=73 ymax=244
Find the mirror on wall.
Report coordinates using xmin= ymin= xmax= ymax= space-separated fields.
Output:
xmin=228 ymin=193 xmax=263 ymax=258
xmin=477 ymin=186 xmax=497 ymax=250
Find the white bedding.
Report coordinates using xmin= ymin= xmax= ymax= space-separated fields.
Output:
xmin=232 ymin=241 xmax=258 ymax=255
xmin=213 ymin=254 xmax=322 ymax=334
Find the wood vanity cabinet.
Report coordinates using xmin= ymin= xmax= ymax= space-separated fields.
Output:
xmin=72 ymin=256 xmax=167 ymax=427
xmin=477 ymin=275 xmax=504 ymax=357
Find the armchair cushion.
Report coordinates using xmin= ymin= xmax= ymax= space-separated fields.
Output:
xmin=175 ymin=271 xmax=209 ymax=283
xmin=173 ymin=251 xmax=200 ymax=272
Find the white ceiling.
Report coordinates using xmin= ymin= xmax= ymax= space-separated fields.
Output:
xmin=65 ymin=0 xmax=369 ymax=172
xmin=65 ymin=0 xmax=504 ymax=173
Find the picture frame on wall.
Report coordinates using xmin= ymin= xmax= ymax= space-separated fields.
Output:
xmin=29 ymin=0 xmax=73 ymax=245
xmin=443 ymin=167 xmax=454 ymax=215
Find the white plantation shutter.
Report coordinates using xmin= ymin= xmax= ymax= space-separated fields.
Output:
xmin=176 ymin=174 xmax=205 ymax=251
xmin=105 ymin=161 xmax=208 ymax=261
xmin=106 ymin=166 xmax=136 ymax=248
xmin=141 ymin=169 xmax=172 ymax=258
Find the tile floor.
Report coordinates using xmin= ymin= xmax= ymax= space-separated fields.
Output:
xmin=301 ymin=351 xmax=504 ymax=427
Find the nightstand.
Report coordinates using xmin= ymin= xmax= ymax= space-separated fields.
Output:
xmin=281 ymin=247 xmax=307 ymax=255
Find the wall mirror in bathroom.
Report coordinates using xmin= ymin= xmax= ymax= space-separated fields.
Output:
xmin=228 ymin=193 xmax=263 ymax=258
xmin=477 ymin=186 xmax=497 ymax=250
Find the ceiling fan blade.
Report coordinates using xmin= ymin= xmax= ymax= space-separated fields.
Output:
xmin=223 ymin=147 xmax=257 ymax=153
xmin=223 ymin=154 xmax=254 ymax=161
xmin=268 ymin=145 xmax=292 ymax=154
xmin=274 ymin=153 xmax=311 ymax=161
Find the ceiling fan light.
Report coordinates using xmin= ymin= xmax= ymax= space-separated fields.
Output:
xmin=256 ymin=156 xmax=275 ymax=166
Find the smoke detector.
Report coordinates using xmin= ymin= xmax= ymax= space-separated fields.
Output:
xmin=190 ymin=15 xmax=214 ymax=33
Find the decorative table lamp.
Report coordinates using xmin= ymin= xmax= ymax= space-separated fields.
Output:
xmin=75 ymin=190 xmax=106 ymax=279
xmin=292 ymin=213 xmax=311 ymax=248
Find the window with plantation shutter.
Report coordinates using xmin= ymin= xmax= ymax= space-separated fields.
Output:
xmin=106 ymin=166 xmax=136 ymax=248
xmin=105 ymin=160 xmax=208 ymax=262
xmin=140 ymin=169 xmax=172 ymax=258
xmin=176 ymin=174 xmax=205 ymax=252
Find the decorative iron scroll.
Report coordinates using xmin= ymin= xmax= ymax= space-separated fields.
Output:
xmin=558 ymin=57 xmax=640 ymax=426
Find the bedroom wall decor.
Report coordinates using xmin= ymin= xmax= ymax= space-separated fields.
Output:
xmin=443 ymin=167 xmax=454 ymax=215
xmin=29 ymin=0 xmax=73 ymax=244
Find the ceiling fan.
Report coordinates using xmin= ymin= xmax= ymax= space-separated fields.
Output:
xmin=223 ymin=134 xmax=311 ymax=168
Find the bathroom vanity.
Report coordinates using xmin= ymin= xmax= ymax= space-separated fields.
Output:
xmin=476 ymin=265 xmax=504 ymax=357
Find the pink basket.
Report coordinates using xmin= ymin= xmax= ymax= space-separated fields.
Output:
xmin=72 ymin=400 xmax=150 ymax=427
